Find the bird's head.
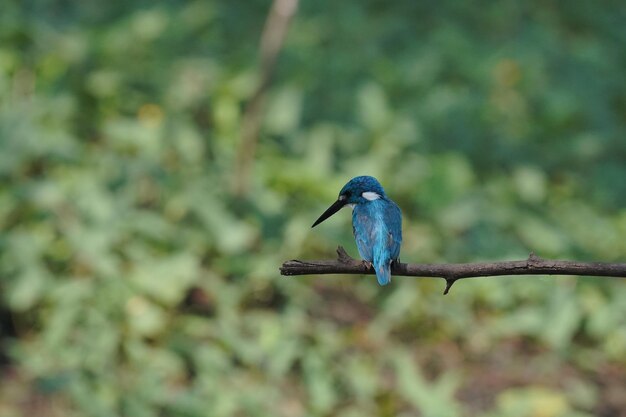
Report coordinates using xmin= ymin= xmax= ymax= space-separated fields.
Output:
xmin=312 ymin=176 xmax=386 ymax=227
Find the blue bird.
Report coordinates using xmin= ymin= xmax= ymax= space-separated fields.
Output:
xmin=312 ymin=176 xmax=402 ymax=285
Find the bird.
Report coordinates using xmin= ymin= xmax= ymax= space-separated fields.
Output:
xmin=311 ymin=176 xmax=402 ymax=285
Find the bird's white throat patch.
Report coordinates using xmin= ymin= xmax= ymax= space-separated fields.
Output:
xmin=361 ymin=191 xmax=381 ymax=201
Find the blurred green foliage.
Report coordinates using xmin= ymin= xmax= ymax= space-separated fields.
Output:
xmin=1 ymin=0 xmax=626 ymax=416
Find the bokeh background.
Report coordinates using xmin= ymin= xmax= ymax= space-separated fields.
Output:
xmin=1 ymin=1 xmax=626 ymax=416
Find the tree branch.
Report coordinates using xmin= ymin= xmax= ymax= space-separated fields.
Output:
xmin=232 ymin=0 xmax=299 ymax=197
xmin=280 ymin=246 xmax=626 ymax=294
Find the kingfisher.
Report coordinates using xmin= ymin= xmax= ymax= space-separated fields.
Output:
xmin=311 ymin=176 xmax=402 ymax=285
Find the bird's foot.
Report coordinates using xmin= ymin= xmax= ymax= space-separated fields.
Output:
xmin=362 ymin=260 xmax=373 ymax=270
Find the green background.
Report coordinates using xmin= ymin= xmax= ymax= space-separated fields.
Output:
xmin=1 ymin=1 xmax=625 ymax=416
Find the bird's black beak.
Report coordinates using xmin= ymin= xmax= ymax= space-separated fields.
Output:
xmin=311 ymin=198 xmax=346 ymax=228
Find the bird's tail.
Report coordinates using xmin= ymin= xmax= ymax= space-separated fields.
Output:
xmin=373 ymin=258 xmax=392 ymax=286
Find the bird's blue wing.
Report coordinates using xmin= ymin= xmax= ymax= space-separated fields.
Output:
xmin=382 ymin=199 xmax=402 ymax=261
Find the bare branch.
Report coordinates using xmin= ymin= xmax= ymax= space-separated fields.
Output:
xmin=232 ymin=0 xmax=299 ymax=196
xmin=280 ymin=246 xmax=626 ymax=294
